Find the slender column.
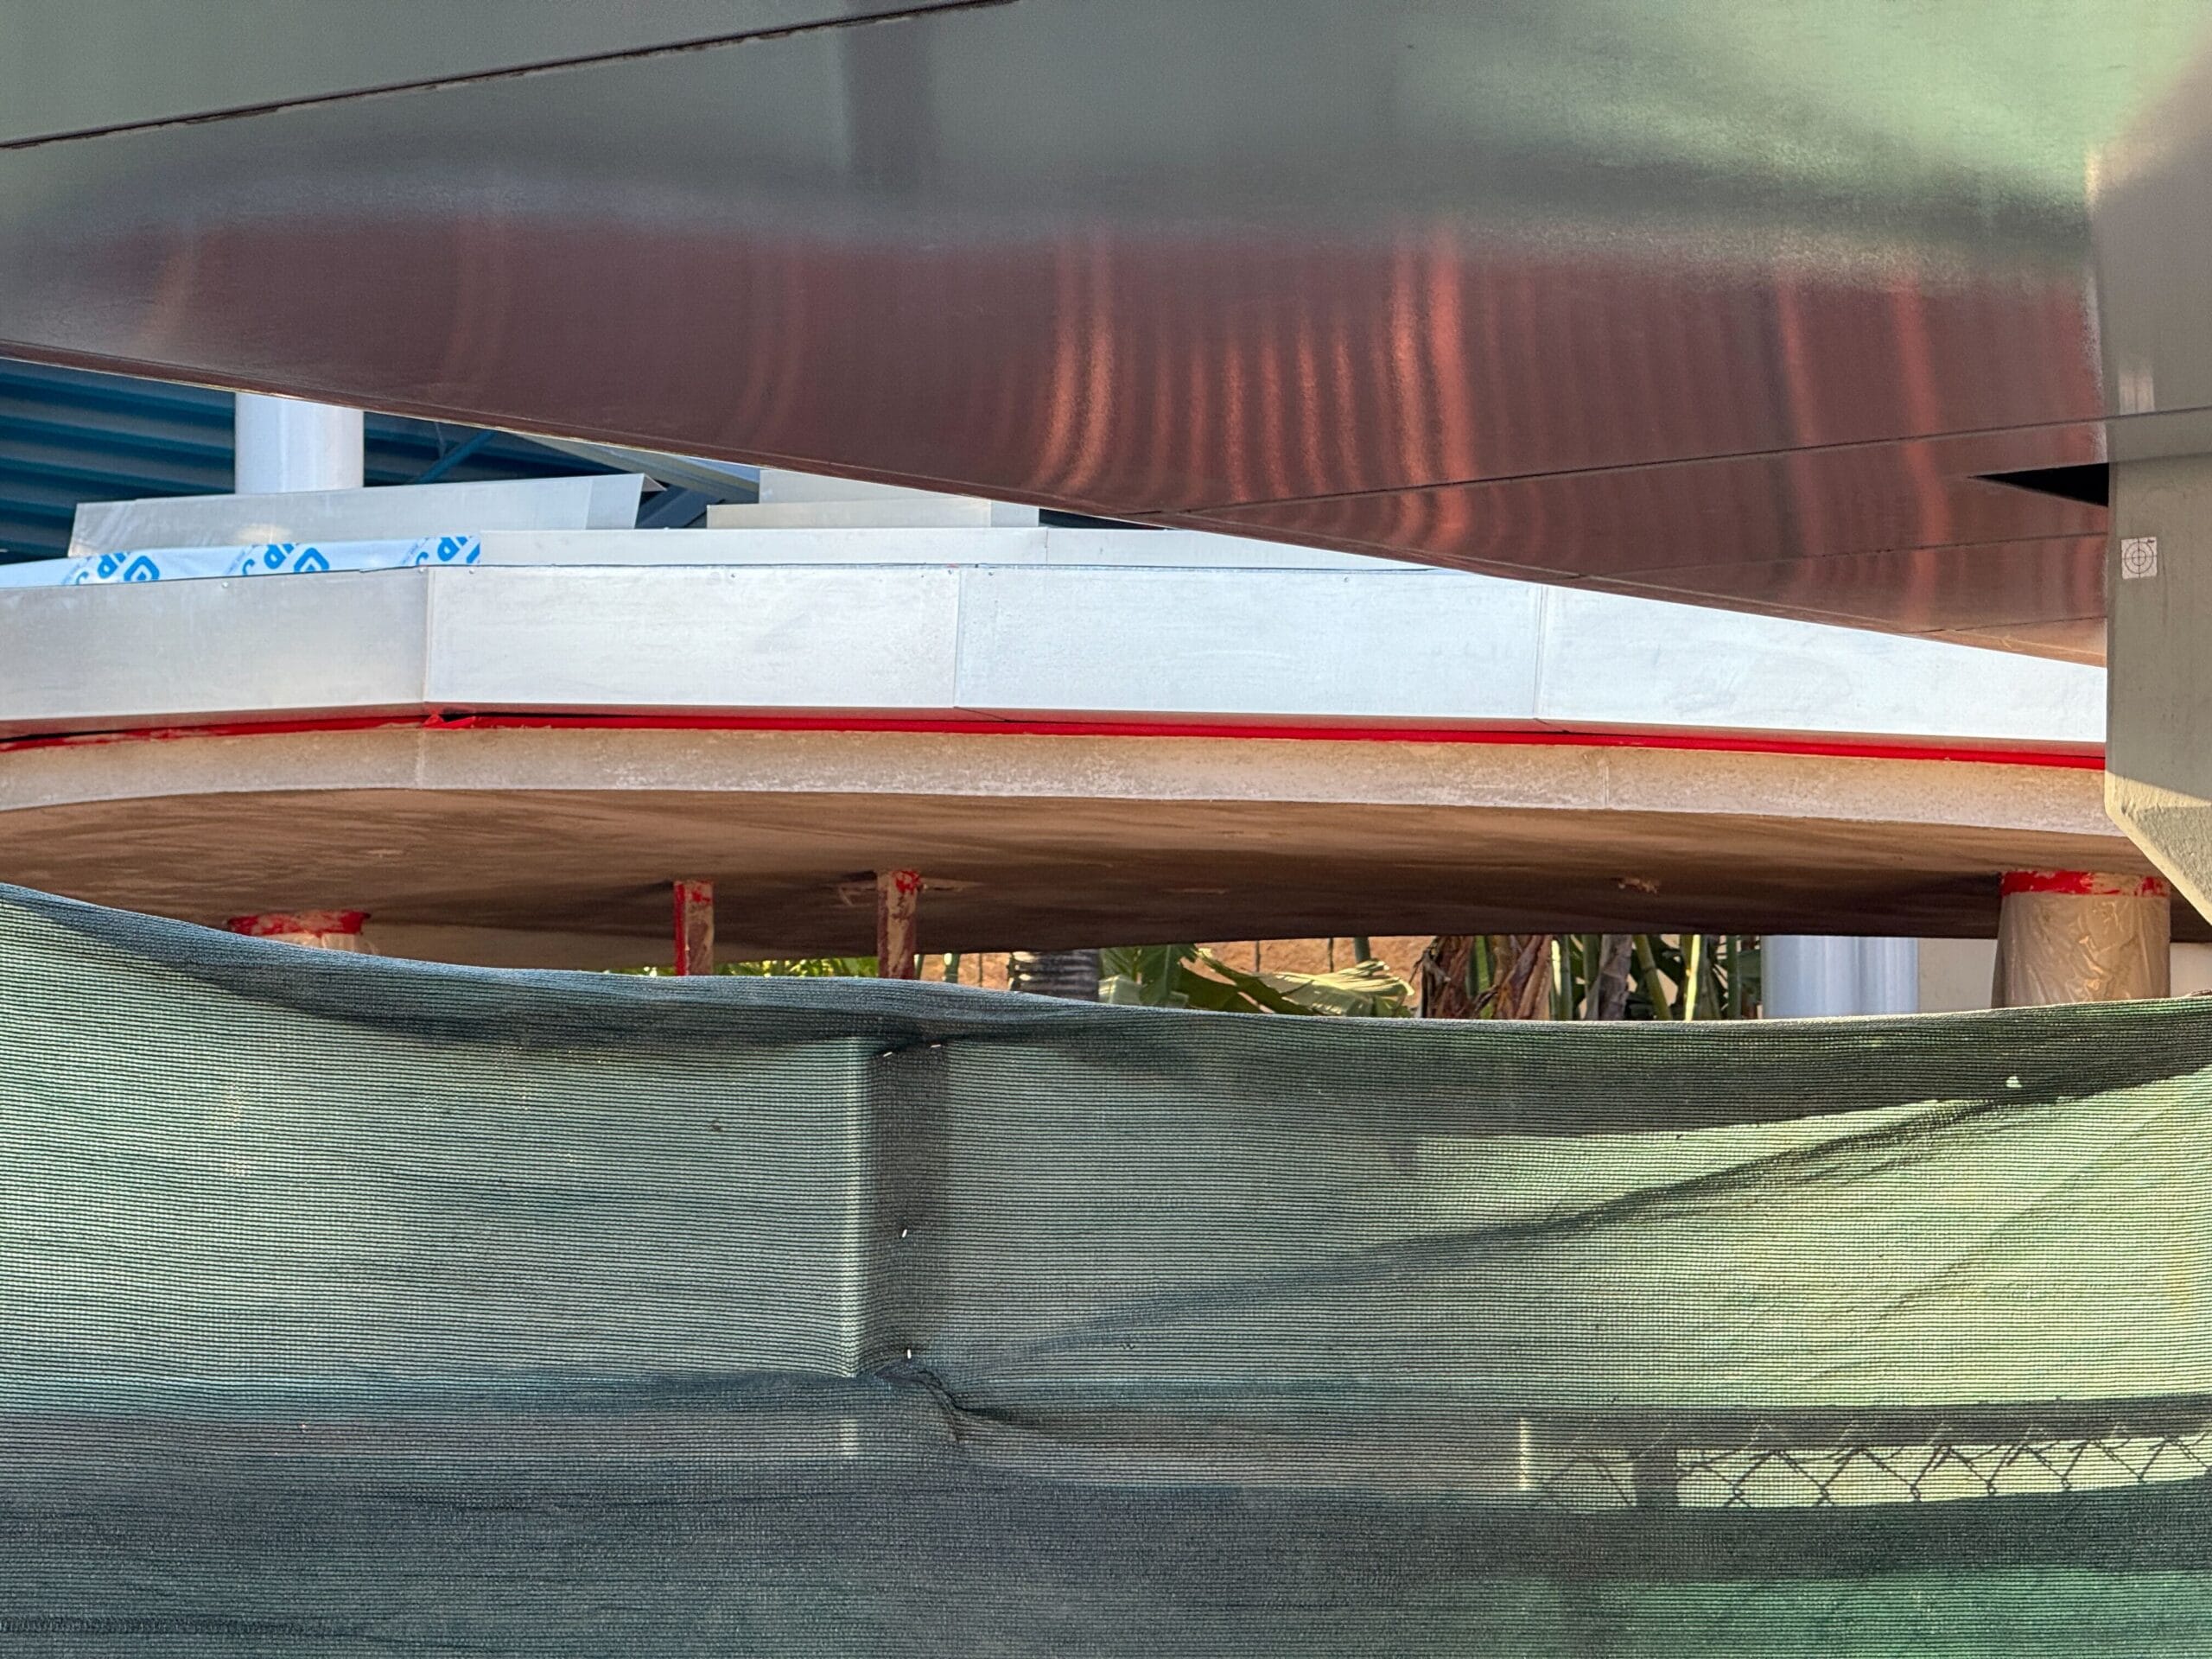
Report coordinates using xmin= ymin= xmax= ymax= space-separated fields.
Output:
xmin=1764 ymin=937 xmax=1919 ymax=1018
xmin=225 ymin=910 xmax=372 ymax=953
xmin=223 ymin=401 xmax=368 ymax=959
xmin=874 ymin=869 xmax=922 ymax=979
xmin=1991 ymin=871 xmax=2170 ymax=1007
xmin=233 ymin=393 xmax=365 ymax=493
xmin=672 ymin=880 xmax=715 ymax=976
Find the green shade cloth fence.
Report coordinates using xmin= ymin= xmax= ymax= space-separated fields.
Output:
xmin=3 ymin=880 xmax=2212 ymax=1654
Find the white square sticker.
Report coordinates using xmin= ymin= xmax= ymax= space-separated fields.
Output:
xmin=2122 ymin=536 xmax=2160 ymax=580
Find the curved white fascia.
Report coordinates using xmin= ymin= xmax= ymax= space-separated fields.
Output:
xmin=0 ymin=554 xmax=2104 ymax=747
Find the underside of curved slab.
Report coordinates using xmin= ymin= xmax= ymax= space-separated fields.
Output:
xmin=0 ymin=722 xmax=2176 ymax=965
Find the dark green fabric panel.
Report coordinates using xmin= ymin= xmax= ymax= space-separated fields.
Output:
xmin=9 ymin=1437 xmax=2212 ymax=1656
xmin=930 ymin=1048 xmax=2212 ymax=1411
xmin=10 ymin=875 xmax=2212 ymax=1415
xmin=0 ymin=884 xmax=883 ymax=1400
xmin=7 ymin=880 xmax=2212 ymax=1649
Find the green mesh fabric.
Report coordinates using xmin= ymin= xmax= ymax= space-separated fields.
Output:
xmin=4 ymin=880 xmax=2212 ymax=1654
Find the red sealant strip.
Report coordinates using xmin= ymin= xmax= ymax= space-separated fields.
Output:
xmin=2000 ymin=870 xmax=2170 ymax=898
xmin=0 ymin=709 xmax=2108 ymax=770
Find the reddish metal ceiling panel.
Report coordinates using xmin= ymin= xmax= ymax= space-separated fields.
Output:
xmin=3 ymin=0 xmax=2204 ymax=647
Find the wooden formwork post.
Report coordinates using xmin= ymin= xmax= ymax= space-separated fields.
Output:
xmin=672 ymin=880 xmax=715 ymax=976
xmin=875 ymin=869 xmax=922 ymax=979
xmin=1992 ymin=870 xmax=2169 ymax=1006
xmin=226 ymin=911 xmax=372 ymax=952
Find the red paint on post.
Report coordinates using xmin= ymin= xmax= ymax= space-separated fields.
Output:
xmin=2000 ymin=870 xmax=2171 ymax=899
xmin=226 ymin=910 xmax=368 ymax=938
xmin=672 ymin=879 xmax=715 ymax=976
xmin=875 ymin=868 xmax=923 ymax=979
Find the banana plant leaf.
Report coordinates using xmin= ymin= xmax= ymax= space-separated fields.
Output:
xmin=1103 ymin=946 xmax=1413 ymax=1018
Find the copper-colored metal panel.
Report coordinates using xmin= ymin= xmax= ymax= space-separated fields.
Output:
xmin=1201 ymin=431 xmax=2106 ymax=585
xmin=0 ymin=141 xmax=2111 ymax=515
xmin=1618 ymin=538 xmax=2106 ymax=637
xmin=5 ymin=1 xmax=2209 ymax=639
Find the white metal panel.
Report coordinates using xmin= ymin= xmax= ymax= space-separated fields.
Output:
xmin=420 ymin=565 xmax=965 ymax=712
xmin=469 ymin=527 xmax=1382 ymax=570
xmin=757 ymin=469 xmax=967 ymax=505
xmin=741 ymin=467 xmax=1039 ymax=525
xmin=0 ymin=551 xmax=2113 ymax=745
xmin=1534 ymin=587 xmax=2104 ymax=746
xmin=0 ymin=570 xmax=429 ymax=732
xmin=1035 ymin=530 xmax=1394 ymax=571
xmin=953 ymin=566 xmax=1548 ymax=722
xmin=709 ymin=501 xmax=1018 ymax=530
xmin=477 ymin=527 xmax=1054 ymax=567
xmin=68 ymin=476 xmax=645 ymax=557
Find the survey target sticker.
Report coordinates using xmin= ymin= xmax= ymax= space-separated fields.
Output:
xmin=2122 ymin=536 xmax=2160 ymax=580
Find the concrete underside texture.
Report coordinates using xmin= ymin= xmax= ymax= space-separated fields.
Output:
xmin=0 ymin=725 xmax=2185 ymax=969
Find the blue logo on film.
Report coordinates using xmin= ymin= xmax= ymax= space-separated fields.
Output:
xmin=409 ymin=537 xmax=480 ymax=566
xmin=238 ymin=543 xmax=332 ymax=575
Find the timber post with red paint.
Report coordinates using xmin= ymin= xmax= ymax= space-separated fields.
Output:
xmin=672 ymin=880 xmax=715 ymax=976
xmin=875 ymin=869 xmax=922 ymax=980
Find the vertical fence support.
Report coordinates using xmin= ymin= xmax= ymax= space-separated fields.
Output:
xmin=672 ymin=880 xmax=715 ymax=976
xmin=875 ymin=870 xmax=922 ymax=980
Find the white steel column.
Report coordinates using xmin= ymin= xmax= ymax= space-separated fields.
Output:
xmin=233 ymin=393 xmax=364 ymax=493
xmin=227 ymin=395 xmax=366 ymax=950
xmin=1763 ymin=937 xmax=1919 ymax=1018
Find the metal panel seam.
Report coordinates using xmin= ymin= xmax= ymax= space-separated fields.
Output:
xmin=0 ymin=1 xmax=1020 ymax=151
